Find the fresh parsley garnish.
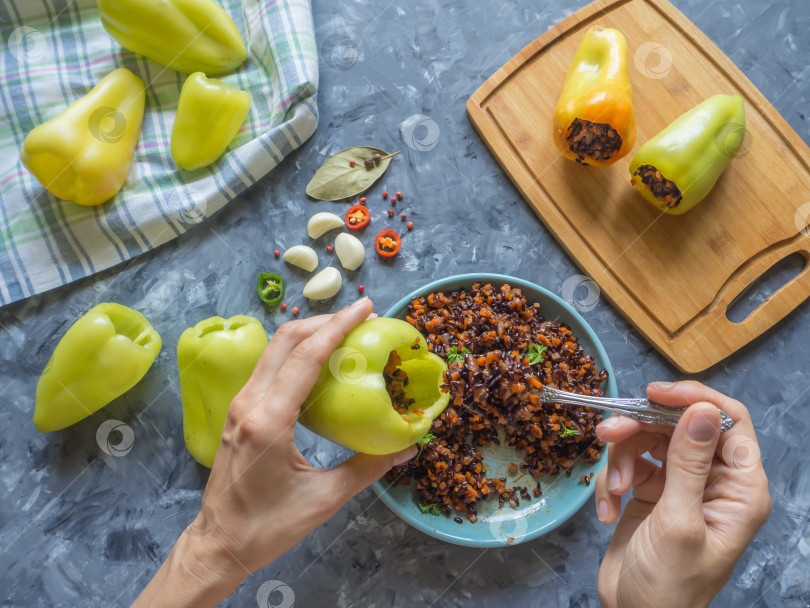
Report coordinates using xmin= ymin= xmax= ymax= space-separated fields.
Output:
xmin=417 ymin=502 xmax=442 ymax=516
xmin=417 ymin=433 xmax=436 ymax=445
xmin=446 ymin=345 xmax=471 ymax=364
xmin=559 ymin=424 xmax=578 ymax=439
xmin=415 ymin=433 xmax=436 ymax=460
xmin=525 ymin=343 xmax=547 ymax=365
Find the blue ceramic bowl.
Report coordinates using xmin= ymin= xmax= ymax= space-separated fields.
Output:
xmin=371 ymin=273 xmax=616 ymax=547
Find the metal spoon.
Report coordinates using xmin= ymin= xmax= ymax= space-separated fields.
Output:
xmin=538 ymin=386 xmax=735 ymax=433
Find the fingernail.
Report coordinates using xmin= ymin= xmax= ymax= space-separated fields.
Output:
xmin=597 ymin=499 xmax=609 ymax=522
xmin=651 ymin=380 xmax=675 ymax=391
xmin=351 ymin=297 xmax=370 ymax=309
xmin=392 ymin=445 xmax=417 ymax=466
xmin=687 ymin=408 xmax=719 ymax=443
xmin=607 ymin=467 xmax=621 ymax=492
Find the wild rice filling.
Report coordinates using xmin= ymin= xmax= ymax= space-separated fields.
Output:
xmin=385 ymin=351 xmax=415 ymax=414
xmin=386 ymin=283 xmax=607 ymax=522
xmin=566 ymin=118 xmax=623 ymax=164
xmin=634 ymin=163 xmax=682 ymax=208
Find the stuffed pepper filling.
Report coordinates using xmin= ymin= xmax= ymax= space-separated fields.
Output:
xmin=384 ymin=351 xmax=412 ymax=414
xmin=384 ymin=341 xmax=444 ymax=422
xmin=633 ymin=164 xmax=682 ymax=208
xmin=565 ymin=118 xmax=623 ymax=165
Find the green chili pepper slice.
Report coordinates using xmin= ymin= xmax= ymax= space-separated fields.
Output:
xmin=256 ymin=272 xmax=284 ymax=306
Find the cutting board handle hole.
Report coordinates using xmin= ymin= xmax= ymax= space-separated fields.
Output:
xmin=726 ymin=252 xmax=806 ymax=324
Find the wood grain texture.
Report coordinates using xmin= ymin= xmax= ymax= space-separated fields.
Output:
xmin=467 ymin=0 xmax=810 ymax=373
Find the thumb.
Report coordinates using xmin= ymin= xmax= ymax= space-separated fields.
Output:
xmin=659 ymin=401 xmax=721 ymax=518
xmin=326 ymin=445 xmax=417 ymax=503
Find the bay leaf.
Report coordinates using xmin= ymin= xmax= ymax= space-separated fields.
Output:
xmin=306 ymin=146 xmax=401 ymax=201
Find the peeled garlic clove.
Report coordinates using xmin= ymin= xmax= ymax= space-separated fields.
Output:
xmin=303 ymin=267 xmax=342 ymax=300
xmin=307 ymin=212 xmax=344 ymax=239
xmin=334 ymin=232 xmax=365 ymax=271
xmin=283 ymin=245 xmax=318 ymax=272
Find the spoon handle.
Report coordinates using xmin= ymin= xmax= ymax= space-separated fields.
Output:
xmin=539 ymin=387 xmax=735 ymax=433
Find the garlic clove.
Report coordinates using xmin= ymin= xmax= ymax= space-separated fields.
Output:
xmin=307 ymin=212 xmax=345 ymax=239
xmin=283 ymin=245 xmax=318 ymax=272
xmin=334 ymin=232 xmax=365 ymax=271
xmin=303 ymin=267 xmax=342 ymax=300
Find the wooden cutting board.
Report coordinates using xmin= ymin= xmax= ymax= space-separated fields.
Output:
xmin=467 ymin=0 xmax=810 ymax=373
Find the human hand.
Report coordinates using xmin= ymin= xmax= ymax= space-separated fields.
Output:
xmin=595 ymin=381 xmax=771 ymax=608
xmin=134 ymin=298 xmax=416 ymax=607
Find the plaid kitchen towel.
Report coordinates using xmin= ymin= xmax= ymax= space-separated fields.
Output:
xmin=0 ymin=0 xmax=318 ymax=306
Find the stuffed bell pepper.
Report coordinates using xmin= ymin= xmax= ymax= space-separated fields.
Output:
xmin=629 ymin=94 xmax=746 ymax=214
xmin=299 ymin=317 xmax=449 ymax=455
xmin=553 ymin=26 xmax=636 ymax=166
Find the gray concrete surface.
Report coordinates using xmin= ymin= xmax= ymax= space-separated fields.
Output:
xmin=1 ymin=0 xmax=809 ymax=606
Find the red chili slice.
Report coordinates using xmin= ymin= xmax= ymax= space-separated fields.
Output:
xmin=374 ymin=229 xmax=401 ymax=257
xmin=345 ymin=204 xmax=370 ymax=230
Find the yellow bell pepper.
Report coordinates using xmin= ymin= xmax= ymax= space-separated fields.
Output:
xmin=178 ymin=315 xmax=268 ymax=468
xmin=97 ymin=0 xmax=247 ymax=76
xmin=20 ymin=68 xmax=145 ymax=207
xmin=170 ymin=72 xmax=250 ymax=171
xmin=34 ymin=303 xmax=161 ymax=433
xmin=552 ymin=26 xmax=636 ymax=166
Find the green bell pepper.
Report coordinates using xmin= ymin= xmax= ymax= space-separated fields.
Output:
xmin=299 ymin=317 xmax=449 ymax=455
xmin=34 ymin=303 xmax=161 ymax=433
xmin=178 ymin=315 xmax=268 ymax=468
xmin=170 ymin=72 xmax=250 ymax=171
xmin=629 ymin=94 xmax=746 ymax=215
